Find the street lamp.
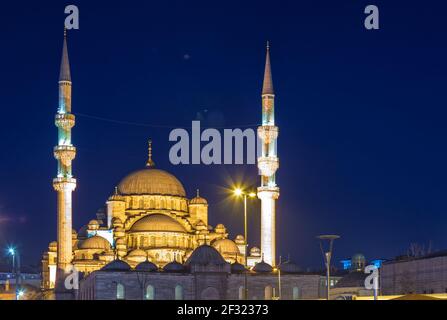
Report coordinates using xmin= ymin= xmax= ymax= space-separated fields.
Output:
xmin=7 ymin=246 xmax=21 ymax=300
xmin=317 ymin=235 xmax=340 ymax=300
xmin=233 ymin=187 xmax=256 ymax=300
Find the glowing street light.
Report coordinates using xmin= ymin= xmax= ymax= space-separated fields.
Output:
xmin=232 ymin=187 xmax=257 ymax=300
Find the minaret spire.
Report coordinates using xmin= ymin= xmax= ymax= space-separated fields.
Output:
xmin=146 ymin=139 xmax=155 ymax=167
xmin=59 ymin=27 xmax=71 ymax=82
xmin=53 ymin=27 xmax=77 ymax=293
xmin=262 ymin=41 xmax=274 ymax=95
xmin=257 ymin=42 xmax=280 ymax=266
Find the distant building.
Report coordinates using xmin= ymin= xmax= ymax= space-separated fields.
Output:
xmin=331 ymin=254 xmax=374 ymax=300
xmin=381 ymin=250 xmax=447 ymax=295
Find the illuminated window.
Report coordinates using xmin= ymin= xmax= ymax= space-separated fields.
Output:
xmin=238 ymin=286 xmax=244 ymax=300
xmin=293 ymin=287 xmax=300 ymax=300
xmin=116 ymin=283 xmax=125 ymax=300
xmin=264 ymin=286 xmax=273 ymax=300
xmin=175 ymin=285 xmax=183 ymax=300
xmin=145 ymin=285 xmax=155 ymax=300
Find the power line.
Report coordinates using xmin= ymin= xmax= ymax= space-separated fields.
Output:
xmin=75 ymin=112 xmax=259 ymax=129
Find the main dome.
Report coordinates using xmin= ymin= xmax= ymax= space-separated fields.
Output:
xmin=118 ymin=168 xmax=186 ymax=197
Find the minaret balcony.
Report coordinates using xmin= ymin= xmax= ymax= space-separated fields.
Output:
xmin=54 ymin=145 xmax=76 ymax=166
xmin=55 ymin=113 xmax=75 ymax=130
xmin=257 ymin=125 xmax=278 ymax=143
xmin=53 ymin=177 xmax=77 ymax=192
xmin=257 ymin=186 xmax=280 ymax=199
xmin=257 ymin=157 xmax=279 ymax=177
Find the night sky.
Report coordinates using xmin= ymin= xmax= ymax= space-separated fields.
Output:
xmin=1 ymin=1 xmax=447 ymax=270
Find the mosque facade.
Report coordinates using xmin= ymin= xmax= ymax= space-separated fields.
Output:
xmin=40 ymin=32 xmax=322 ymax=300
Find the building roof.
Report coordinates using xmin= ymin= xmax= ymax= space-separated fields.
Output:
xmin=163 ymin=261 xmax=185 ymax=272
xmin=78 ymin=235 xmax=111 ymax=250
xmin=231 ymin=262 xmax=247 ymax=273
xmin=253 ymin=261 xmax=273 ymax=273
xmin=130 ymin=214 xmax=186 ymax=233
xmin=101 ymin=260 xmax=132 ymax=272
xmin=135 ymin=261 xmax=158 ymax=272
xmin=212 ymin=239 xmax=239 ymax=255
xmin=118 ymin=168 xmax=186 ymax=197
xmin=185 ymin=245 xmax=227 ymax=266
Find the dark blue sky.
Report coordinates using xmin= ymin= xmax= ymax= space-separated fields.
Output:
xmin=0 ymin=1 xmax=446 ymax=269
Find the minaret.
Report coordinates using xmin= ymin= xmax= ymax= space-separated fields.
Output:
xmin=257 ymin=42 xmax=279 ymax=266
xmin=53 ymin=28 xmax=76 ymax=291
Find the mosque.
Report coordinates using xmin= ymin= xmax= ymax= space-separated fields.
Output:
xmin=40 ymin=31 xmax=322 ymax=300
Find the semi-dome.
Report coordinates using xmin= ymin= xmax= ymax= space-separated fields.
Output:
xmin=253 ymin=261 xmax=273 ymax=273
xmin=279 ymin=261 xmax=301 ymax=273
xmin=231 ymin=262 xmax=247 ymax=273
xmin=118 ymin=168 xmax=186 ymax=197
xmin=101 ymin=259 xmax=131 ymax=272
xmin=163 ymin=261 xmax=185 ymax=272
xmin=212 ymin=239 xmax=240 ymax=255
xmin=130 ymin=214 xmax=186 ymax=233
xmin=185 ymin=245 xmax=227 ymax=266
xmin=135 ymin=261 xmax=158 ymax=272
xmin=78 ymin=235 xmax=111 ymax=250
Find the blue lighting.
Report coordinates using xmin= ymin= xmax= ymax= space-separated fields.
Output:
xmin=371 ymin=259 xmax=384 ymax=268
xmin=340 ymin=259 xmax=351 ymax=270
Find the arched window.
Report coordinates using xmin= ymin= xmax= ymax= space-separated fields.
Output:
xmin=116 ymin=283 xmax=125 ymax=300
xmin=264 ymin=285 xmax=273 ymax=300
xmin=293 ymin=287 xmax=300 ymax=300
xmin=238 ymin=286 xmax=244 ymax=300
xmin=175 ymin=285 xmax=183 ymax=300
xmin=145 ymin=285 xmax=155 ymax=300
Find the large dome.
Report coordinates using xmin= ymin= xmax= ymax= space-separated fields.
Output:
xmin=130 ymin=214 xmax=186 ymax=233
xmin=118 ymin=168 xmax=186 ymax=197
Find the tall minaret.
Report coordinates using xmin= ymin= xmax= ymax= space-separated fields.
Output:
xmin=257 ymin=42 xmax=279 ymax=266
xmin=53 ymin=29 xmax=76 ymax=290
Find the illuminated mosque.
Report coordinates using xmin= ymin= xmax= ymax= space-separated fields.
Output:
xmin=40 ymin=32 xmax=324 ymax=300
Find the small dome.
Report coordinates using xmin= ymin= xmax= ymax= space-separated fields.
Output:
xmin=88 ymin=219 xmax=99 ymax=226
xmin=72 ymin=229 xmax=77 ymax=235
xmin=250 ymin=247 xmax=261 ymax=257
xmin=101 ymin=259 xmax=131 ymax=272
xmin=108 ymin=187 xmax=125 ymax=201
xmin=279 ymin=262 xmax=301 ymax=273
xmin=135 ymin=261 xmax=158 ymax=272
xmin=49 ymin=241 xmax=57 ymax=251
xmin=253 ymin=261 xmax=273 ymax=273
xmin=118 ymin=168 xmax=186 ymax=197
xmin=234 ymin=235 xmax=245 ymax=244
xmin=163 ymin=261 xmax=185 ymax=272
xmin=190 ymin=196 xmax=208 ymax=205
xmin=127 ymin=249 xmax=147 ymax=257
xmin=195 ymin=220 xmax=207 ymax=230
xmin=212 ymin=239 xmax=240 ymax=255
xmin=185 ymin=245 xmax=227 ymax=266
xmin=114 ymin=226 xmax=124 ymax=233
xmin=78 ymin=235 xmax=111 ymax=250
xmin=130 ymin=214 xmax=186 ymax=233
xmin=215 ymin=224 xmax=226 ymax=233
xmin=231 ymin=262 xmax=247 ymax=273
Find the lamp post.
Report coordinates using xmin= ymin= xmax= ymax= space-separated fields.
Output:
xmin=233 ymin=188 xmax=256 ymax=300
xmin=7 ymin=247 xmax=21 ymax=300
xmin=317 ymin=235 xmax=340 ymax=300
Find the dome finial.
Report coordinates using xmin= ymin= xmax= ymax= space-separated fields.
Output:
xmin=196 ymin=189 xmax=200 ymax=197
xmin=146 ymin=139 xmax=155 ymax=167
xmin=114 ymin=186 xmax=119 ymax=195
